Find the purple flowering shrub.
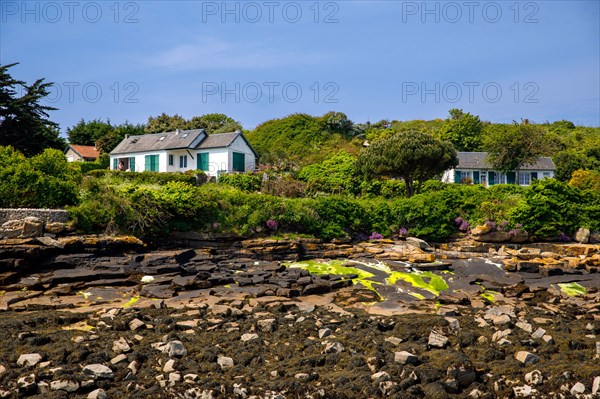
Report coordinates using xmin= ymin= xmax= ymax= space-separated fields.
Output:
xmin=369 ymin=232 xmax=383 ymax=240
xmin=266 ymin=219 xmax=278 ymax=230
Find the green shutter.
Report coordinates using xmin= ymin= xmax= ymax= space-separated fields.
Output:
xmin=507 ymin=172 xmax=516 ymax=184
xmin=233 ymin=152 xmax=245 ymax=172
xmin=454 ymin=170 xmax=462 ymax=183
xmin=129 ymin=157 xmax=135 ymax=171
xmin=488 ymin=171 xmax=496 ymax=185
xmin=113 ymin=158 xmax=118 ymax=170
xmin=145 ymin=155 xmax=151 ymax=171
xmin=473 ymin=171 xmax=480 ymax=184
xmin=197 ymin=153 xmax=209 ymax=171
xmin=152 ymin=155 xmax=159 ymax=171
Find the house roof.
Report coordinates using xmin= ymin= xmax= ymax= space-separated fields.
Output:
xmin=68 ymin=145 xmax=100 ymax=159
xmin=197 ymin=131 xmax=259 ymax=156
xmin=456 ymin=152 xmax=555 ymax=170
xmin=110 ymin=129 xmax=205 ymax=155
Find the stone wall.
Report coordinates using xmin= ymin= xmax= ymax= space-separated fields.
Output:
xmin=0 ymin=209 xmax=69 ymax=224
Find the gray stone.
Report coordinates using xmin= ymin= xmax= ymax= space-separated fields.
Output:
xmin=428 ymin=331 xmax=449 ymax=348
xmin=88 ymin=389 xmax=107 ymax=399
xmin=257 ymin=319 xmax=276 ymax=332
xmin=112 ymin=337 xmax=131 ymax=353
xmin=17 ymin=373 xmax=36 ymax=390
xmin=17 ymin=353 xmax=43 ymax=367
xmin=394 ymin=351 xmax=419 ymax=365
xmin=574 ymin=228 xmax=590 ymax=244
xmin=318 ymin=328 xmax=332 ymax=339
xmin=531 ymin=327 xmax=546 ymax=340
xmin=385 ymin=336 xmax=403 ymax=346
xmin=217 ymin=356 xmax=234 ymax=369
xmin=83 ymin=364 xmax=114 ymax=379
xmin=542 ymin=335 xmax=554 ymax=345
xmin=571 ymin=382 xmax=586 ymax=395
xmin=491 ymin=314 xmax=511 ymax=326
xmin=525 ymin=370 xmax=543 ymax=385
xmin=324 ymin=342 xmax=344 ymax=354
xmin=163 ymin=359 xmax=176 ymax=373
xmin=406 ymin=237 xmax=431 ymax=251
xmin=516 ymin=321 xmax=533 ymax=333
xmin=164 ymin=340 xmax=187 ymax=357
xmin=371 ymin=371 xmax=390 ymax=381
xmin=50 ymin=379 xmax=79 ymax=392
xmin=513 ymin=385 xmax=537 ymax=397
xmin=110 ymin=354 xmax=128 ymax=365
xmin=592 ymin=376 xmax=599 ymax=395
xmin=514 ymin=351 xmax=539 ymax=364
xmin=241 ymin=333 xmax=258 ymax=342
xmin=295 ymin=373 xmax=310 ymax=381
xmin=21 ymin=217 xmax=44 ymax=238
xmin=445 ymin=317 xmax=460 ymax=331
xmin=129 ymin=318 xmax=146 ymax=331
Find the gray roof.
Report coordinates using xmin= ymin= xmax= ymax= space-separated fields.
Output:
xmin=457 ymin=152 xmax=555 ymax=171
xmin=110 ymin=129 xmax=206 ymax=155
xmin=197 ymin=132 xmax=240 ymax=149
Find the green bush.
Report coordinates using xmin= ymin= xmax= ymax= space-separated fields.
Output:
xmin=85 ymin=169 xmax=202 ymax=185
xmin=218 ymin=172 xmax=262 ymax=192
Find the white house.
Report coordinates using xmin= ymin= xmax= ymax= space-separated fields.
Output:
xmin=442 ymin=152 xmax=556 ymax=186
xmin=109 ymin=129 xmax=257 ymax=177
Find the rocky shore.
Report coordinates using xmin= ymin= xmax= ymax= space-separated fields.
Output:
xmin=0 ymin=234 xmax=598 ymax=398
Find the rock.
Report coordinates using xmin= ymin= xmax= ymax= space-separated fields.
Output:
xmin=468 ymin=389 xmax=483 ymax=398
xmin=83 ymin=364 xmax=114 ymax=379
xmin=446 ymin=363 xmax=476 ymax=388
xmin=394 ymin=351 xmax=419 ymax=365
xmin=45 ymin=222 xmax=66 ymax=234
xmin=241 ymin=333 xmax=258 ymax=342
xmin=513 ymin=385 xmax=537 ymax=398
xmin=21 ymin=217 xmax=44 ymax=238
xmin=471 ymin=224 xmax=493 ymax=235
xmin=164 ymin=340 xmax=187 ymax=357
xmin=531 ymin=327 xmax=546 ymax=339
xmin=17 ymin=353 xmax=43 ymax=367
xmin=574 ymin=228 xmax=590 ymax=244
xmin=385 ymin=336 xmax=403 ymax=346
xmin=491 ymin=314 xmax=512 ymax=326
xmin=323 ymin=342 xmax=344 ymax=353
xmin=542 ymin=335 xmax=554 ymax=345
xmin=515 ymin=351 xmax=539 ymax=364
xmin=257 ymin=319 xmax=276 ymax=332
xmin=295 ymin=373 xmax=310 ymax=381
xmin=129 ymin=318 xmax=146 ymax=331
xmin=110 ymin=354 xmax=128 ymax=365
xmin=112 ymin=337 xmax=131 ymax=353
xmin=88 ymin=388 xmax=108 ymax=399
xmin=0 ymin=365 xmax=5 ymax=376
xmin=571 ymin=382 xmax=586 ymax=395
xmin=318 ymin=328 xmax=332 ymax=339
xmin=217 ymin=356 xmax=234 ymax=369
xmin=17 ymin=373 xmax=36 ymax=392
xmin=516 ymin=321 xmax=533 ymax=333
xmin=406 ymin=237 xmax=431 ymax=251
xmin=589 ymin=231 xmax=600 ymax=244
xmin=473 ymin=231 xmax=510 ymax=243
xmin=428 ymin=331 xmax=449 ymax=348
xmin=592 ymin=376 xmax=600 ymax=395
xmin=50 ymin=379 xmax=79 ymax=392
xmin=525 ymin=370 xmax=543 ymax=385
xmin=445 ymin=317 xmax=460 ymax=331
xmin=163 ymin=359 xmax=176 ymax=373
xmin=371 ymin=371 xmax=390 ymax=381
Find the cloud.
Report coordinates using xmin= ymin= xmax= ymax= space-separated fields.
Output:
xmin=147 ymin=36 xmax=328 ymax=71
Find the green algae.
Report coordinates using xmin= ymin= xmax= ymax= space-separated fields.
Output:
xmin=287 ymin=259 xmax=450 ymax=301
xmin=122 ymin=295 xmax=140 ymax=308
xmin=557 ymin=282 xmax=587 ymax=296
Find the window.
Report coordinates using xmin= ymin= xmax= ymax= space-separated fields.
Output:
xmin=181 ymin=133 xmax=189 ymax=138
xmin=497 ymin=173 xmax=507 ymax=184
xmin=542 ymin=172 xmax=551 ymax=179
xmin=233 ymin=152 xmax=245 ymax=172
xmin=144 ymin=155 xmax=159 ymax=172
xmin=518 ymin=172 xmax=531 ymax=185
xmin=158 ymin=136 xmax=166 ymax=141
xmin=168 ymin=154 xmax=174 ymax=166
xmin=480 ymin=171 xmax=487 ymax=185
xmin=197 ymin=152 xmax=209 ymax=171
xmin=179 ymin=155 xmax=188 ymax=168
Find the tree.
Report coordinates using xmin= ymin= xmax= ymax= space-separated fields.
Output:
xmin=145 ymin=113 xmax=189 ymax=133
xmin=66 ymin=118 xmax=114 ymax=146
xmin=95 ymin=122 xmax=145 ymax=154
xmin=356 ymin=131 xmax=458 ymax=197
xmin=188 ymin=113 xmax=242 ymax=133
xmin=483 ymin=122 xmax=555 ymax=177
xmin=0 ymin=63 xmax=66 ymax=156
xmin=438 ymin=109 xmax=484 ymax=151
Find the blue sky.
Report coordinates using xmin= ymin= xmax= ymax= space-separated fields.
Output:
xmin=1 ymin=0 xmax=599 ymax=134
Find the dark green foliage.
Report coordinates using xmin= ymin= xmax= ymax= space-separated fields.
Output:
xmin=438 ymin=109 xmax=485 ymax=151
xmin=0 ymin=147 xmax=78 ymax=208
xmin=218 ymin=172 xmax=262 ymax=192
xmin=298 ymin=152 xmax=360 ymax=195
xmin=85 ymin=169 xmax=201 ymax=185
xmin=0 ymin=63 xmax=66 ymax=156
xmin=67 ymin=119 xmax=114 ymax=146
xmin=356 ymin=131 xmax=458 ymax=197
xmin=145 ymin=113 xmax=242 ymax=134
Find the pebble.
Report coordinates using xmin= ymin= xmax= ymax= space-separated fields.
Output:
xmin=17 ymin=373 xmax=36 ymax=390
xmin=592 ymin=376 xmax=600 ymax=395
xmin=394 ymin=351 xmax=418 ymax=365
xmin=128 ymin=318 xmax=145 ymax=331
xmin=384 ymin=336 xmax=402 ymax=346
xmin=323 ymin=342 xmax=344 ymax=353
xmin=542 ymin=334 xmax=554 ymax=345
xmin=0 ymin=365 xmax=5 ymax=376
xmin=371 ymin=371 xmax=390 ymax=381
xmin=516 ymin=321 xmax=533 ymax=333
xmin=241 ymin=333 xmax=259 ymax=342
xmin=428 ymin=331 xmax=449 ymax=348
xmin=110 ymin=354 xmax=128 ymax=365
xmin=514 ymin=351 xmax=539 ymax=365
xmin=88 ymin=388 xmax=107 ymax=399
xmin=570 ymin=382 xmax=586 ymax=395
xmin=82 ymin=364 xmax=114 ymax=379
xmin=257 ymin=319 xmax=276 ymax=332
xmin=17 ymin=354 xmax=42 ymax=367
xmin=217 ymin=356 xmax=234 ymax=369
xmin=295 ymin=373 xmax=310 ymax=381
xmin=164 ymin=340 xmax=188 ymax=357
xmin=318 ymin=328 xmax=332 ymax=339
xmin=163 ymin=359 xmax=176 ymax=373
xmin=513 ymin=385 xmax=537 ymax=398
xmin=445 ymin=317 xmax=460 ymax=331
xmin=525 ymin=370 xmax=543 ymax=385
xmin=50 ymin=379 xmax=79 ymax=392
xmin=112 ymin=337 xmax=131 ymax=353
xmin=492 ymin=314 xmax=512 ymax=326
xmin=531 ymin=327 xmax=546 ymax=340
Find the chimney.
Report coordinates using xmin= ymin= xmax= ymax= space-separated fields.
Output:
xmin=125 ymin=134 xmax=129 ymax=139
xmin=176 ymin=129 xmax=181 ymax=134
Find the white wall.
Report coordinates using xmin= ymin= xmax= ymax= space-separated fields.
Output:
xmin=228 ymin=136 xmax=256 ymax=172
xmin=111 ymin=151 xmax=165 ymax=172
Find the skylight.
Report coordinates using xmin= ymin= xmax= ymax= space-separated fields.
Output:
xmin=158 ymin=136 xmax=166 ymax=141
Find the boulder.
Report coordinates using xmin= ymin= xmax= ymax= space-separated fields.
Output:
xmin=473 ymin=231 xmax=510 ymax=243
xmin=589 ymin=231 xmax=600 ymax=244
xmin=21 ymin=217 xmax=44 ymax=238
xmin=82 ymin=364 xmax=114 ymax=379
xmin=574 ymin=228 xmax=590 ymax=244
xmin=45 ymin=222 xmax=66 ymax=234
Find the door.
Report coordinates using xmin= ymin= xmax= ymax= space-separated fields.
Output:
xmin=232 ymin=152 xmax=245 ymax=172
xmin=488 ymin=171 xmax=496 ymax=186
xmin=507 ymin=172 xmax=516 ymax=184
xmin=454 ymin=170 xmax=462 ymax=183
xmin=197 ymin=152 xmax=209 ymax=171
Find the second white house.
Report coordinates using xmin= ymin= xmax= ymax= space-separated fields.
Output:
xmin=109 ymin=129 xmax=257 ymax=177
